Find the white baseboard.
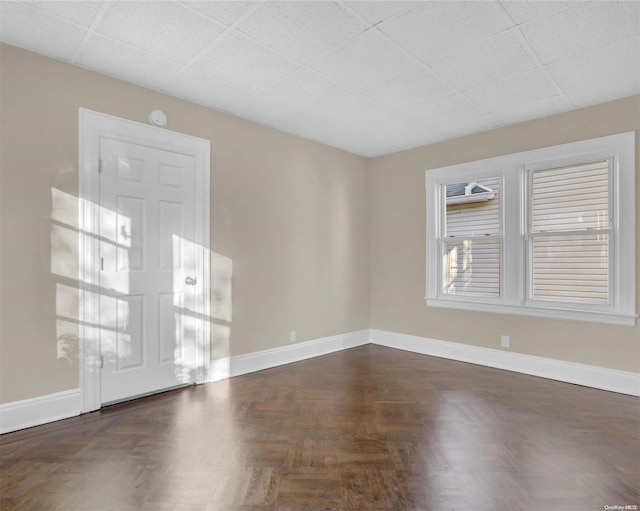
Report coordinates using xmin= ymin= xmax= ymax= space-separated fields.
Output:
xmin=0 ymin=388 xmax=82 ymax=434
xmin=0 ymin=330 xmax=369 ymax=434
xmin=371 ymin=329 xmax=640 ymax=397
xmin=3 ymin=328 xmax=635 ymax=434
xmin=209 ymin=329 xmax=371 ymax=381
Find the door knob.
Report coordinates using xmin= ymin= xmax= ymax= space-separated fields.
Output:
xmin=185 ymin=276 xmax=197 ymax=285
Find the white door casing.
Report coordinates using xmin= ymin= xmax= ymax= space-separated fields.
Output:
xmin=79 ymin=109 xmax=211 ymax=412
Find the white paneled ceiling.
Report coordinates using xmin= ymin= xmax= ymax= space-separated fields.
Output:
xmin=1 ymin=0 xmax=639 ymax=157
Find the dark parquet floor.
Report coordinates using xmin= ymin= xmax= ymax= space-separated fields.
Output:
xmin=1 ymin=344 xmax=638 ymax=510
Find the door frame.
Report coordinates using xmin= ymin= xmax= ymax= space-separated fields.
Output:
xmin=78 ymin=108 xmax=211 ymax=413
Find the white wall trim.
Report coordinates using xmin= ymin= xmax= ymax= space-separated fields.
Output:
xmin=0 ymin=389 xmax=82 ymax=435
xmin=209 ymin=329 xmax=371 ymax=381
xmin=4 ymin=328 xmax=636 ymax=434
xmin=371 ymin=329 xmax=640 ymax=397
xmin=1 ymin=331 xmax=368 ymax=434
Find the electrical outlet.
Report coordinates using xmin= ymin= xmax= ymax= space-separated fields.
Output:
xmin=501 ymin=335 xmax=510 ymax=348
xmin=290 ymin=331 xmax=296 ymax=343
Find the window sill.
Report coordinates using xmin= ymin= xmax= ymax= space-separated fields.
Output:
xmin=425 ymin=298 xmax=636 ymax=327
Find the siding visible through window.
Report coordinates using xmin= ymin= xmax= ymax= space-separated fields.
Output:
xmin=529 ymin=161 xmax=610 ymax=304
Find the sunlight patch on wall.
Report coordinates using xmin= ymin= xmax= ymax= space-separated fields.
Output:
xmin=212 ymin=252 xmax=233 ymax=323
xmin=50 ymin=223 xmax=78 ymax=280
xmin=55 ymin=282 xmax=78 ymax=321
xmin=51 ymin=187 xmax=79 ymax=229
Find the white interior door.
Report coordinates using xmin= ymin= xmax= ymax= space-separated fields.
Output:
xmin=99 ymin=137 xmax=198 ymax=404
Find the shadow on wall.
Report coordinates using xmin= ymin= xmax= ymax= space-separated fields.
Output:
xmin=50 ymin=186 xmax=232 ymax=400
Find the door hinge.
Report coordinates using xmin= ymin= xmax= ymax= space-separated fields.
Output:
xmin=99 ymin=355 xmax=104 ymax=369
xmin=98 ymin=159 xmax=103 ymax=173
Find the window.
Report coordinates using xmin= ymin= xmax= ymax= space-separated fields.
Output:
xmin=425 ymin=132 xmax=636 ymax=326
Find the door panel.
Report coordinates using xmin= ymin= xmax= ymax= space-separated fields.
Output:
xmin=99 ymin=137 xmax=197 ymax=404
xmin=116 ymin=196 xmax=145 ymax=271
xmin=158 ymin=201 xmax=183 ymax=271
xmin=116 ymin=294 xmax=144 ymax=370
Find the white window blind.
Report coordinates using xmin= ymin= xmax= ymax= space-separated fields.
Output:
xmin=529 ymin=161 xmax=610 ymax=304
xmin=444 ymin=177 xmax=500 ymax=297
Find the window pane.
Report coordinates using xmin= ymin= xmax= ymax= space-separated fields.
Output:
xmin=532 ymin=234 xmax=608 ymax=303
xmin=444 ymin=238 xmax=500 ymax=297
xmin=531 ymin=161 xmax=609 ymax=233
xmin=446 ymin=177 xmax=500 ymax=237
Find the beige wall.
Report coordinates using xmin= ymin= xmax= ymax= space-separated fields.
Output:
xmin=369 ymin=95 xmax=640 ymax=373
xmin=0 ymin=44 xmax=370 ymax=403
xmin=1 ymin=43 xmax=638 ymax=406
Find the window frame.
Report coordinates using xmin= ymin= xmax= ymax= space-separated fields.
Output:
xmin=425 ymin=132 xmax=636 ymax=326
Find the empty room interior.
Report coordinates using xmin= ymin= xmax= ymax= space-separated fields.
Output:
xmin=0 ymin=1 xmax=639 ymax=510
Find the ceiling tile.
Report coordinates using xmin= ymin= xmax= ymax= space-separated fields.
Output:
xmin=95 ymin=2 xmax=226 ymax=65
xmin=520 ymin=1 xmax=640 ymax=65
xmin=171 ymin=79 xmax=313 ymax=138
xmin=379 ymin=1 xmax=514 ymax=63
xmin=218 ymin=92 xmax=305 ymax=132
xmin=464 ymin=69 xmax=560 ymax=114
xmin=236 ymin=1 xmax=367 ymax=64
xmin=548 ymin=37 xmax=640 ymax=107
xmin=309 ymin=29 xmax=417 ymax=91
xmin=190 ymin=30 xmax=301 ymax=93
xmin=79 ymin=35 xmax=182 ymax=90
xmin=492 ymin=94 xmax=572 ymax=125
xmin=430 ymin=31 xmax=539 ymax=92
xmin=345 ymin=1 xmax=421 ymax=25
xmin=163 ymin=83 xmax=303 ymax=134
xmin=565 ymin=87 xmax=640 ymax=111
xmin=498 ymin=1 xmax=573 ymax=25
xmin=311 ymin=92 xmax=393 ymax=127
xmin=362 ymin=66 xmax=456 ymax=112
xmin=1 ymin=0 xmax=637 ymax=158
xmin=404 ymin=94 xmax=486 ymax=131
xmin=27 ymin=1 xmax=102 ymax=28
xmin=356 ymin=117 xmax=433 ymax=155
xmin=425 ymin=114 xmax=501 ymax=143
xmin=162 ymin=67 xmax=260 ymax=113
xmin=0 ymin=2 xmax=86 ymax=62
xmin=259 ymin=68 xmax=354 ymax=111
xmin=183 ymin=1 xmax=258 ymax=26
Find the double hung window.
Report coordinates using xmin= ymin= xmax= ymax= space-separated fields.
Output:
xmin=425 ymin=132 xmax=635 ymax=326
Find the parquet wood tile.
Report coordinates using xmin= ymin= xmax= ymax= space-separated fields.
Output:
xmin=1 ymin=344 xmax=638 ymax=510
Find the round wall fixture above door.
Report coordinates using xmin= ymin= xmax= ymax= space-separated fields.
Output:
xmin=149 ymin=109 xmax=167 ymax=128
